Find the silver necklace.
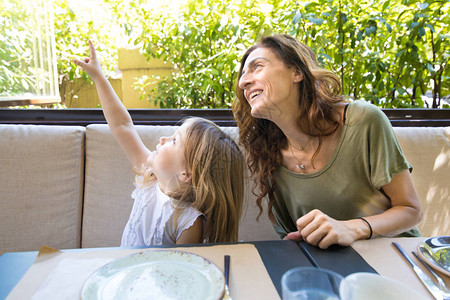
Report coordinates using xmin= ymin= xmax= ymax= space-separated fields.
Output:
xmin=288 ymin=137 xmax=312 ymax=170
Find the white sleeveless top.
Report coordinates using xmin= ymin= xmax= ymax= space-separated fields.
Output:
xmin=121 ymin=177 xmax=203 ymax=246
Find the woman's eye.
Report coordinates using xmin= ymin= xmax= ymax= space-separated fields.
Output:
xmin=172 ymin=138 xmax=176 ymax=144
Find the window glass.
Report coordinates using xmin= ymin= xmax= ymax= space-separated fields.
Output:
xmin=0 ymin=0 xmax=60 ymax=105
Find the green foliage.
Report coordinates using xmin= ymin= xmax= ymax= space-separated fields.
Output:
xmin=115 ymin=0 xmax=449 ymax=108
xmin=53 ymin=0 xmax=118 ymax=106
xmin=114 ymin=0 xmax=281 ymax=108
xmin=1 ymin=0 xmax=448 ymax=108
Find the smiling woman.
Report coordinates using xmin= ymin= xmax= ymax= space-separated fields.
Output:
xmin=233 ymin=34 xmax=423 ymax=249
xmin=0 ymin=0 xmax=60 ymax=107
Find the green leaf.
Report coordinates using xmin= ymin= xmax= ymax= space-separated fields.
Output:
xmin=425 ymin=24 xmax=435 ymax=33
xmin=365 ymin=25 xmax=376 ymax=36
xmin=304 ymin=2 xmax=319 ymax=11
xmin=435 ymin=40 xmax=441 ymax=52
xmin=418 ymin=26 xmax=425 ymax=37
xmin=411 ymin=22 xmax=419 ymax=29
xmin=386 ymin=23 xmax=392 ymax=33
xmin=395 ymin=49 xmax=406 ymax=58
xmin=357 ymin=31 xmax=364 ymax=41
xmin=321 ymin=53 xmax=332 ymax=60
xmin=293 ymin=13 xmax=302 ymax=24
xmin=307 ymin=17 xmax=324 ymax=25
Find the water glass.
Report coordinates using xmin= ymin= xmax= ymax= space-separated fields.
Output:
xmin=281 ymin=267 xmax=344 ymax=300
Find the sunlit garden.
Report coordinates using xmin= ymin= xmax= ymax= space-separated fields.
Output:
xmin=1 ymin=0 xmax=449 ymax=108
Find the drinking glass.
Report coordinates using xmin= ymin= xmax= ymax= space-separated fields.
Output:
xmin=281 ymin=267 xmax=343 ymax=300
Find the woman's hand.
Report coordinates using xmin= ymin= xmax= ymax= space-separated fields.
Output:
xmin=285 ymin=209 xmax=368 ymax=249
xmin=73 ymin=40 xmax=103 ymax=80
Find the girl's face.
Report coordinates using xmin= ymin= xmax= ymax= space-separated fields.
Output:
xmin=238 ymin=47 xmax=303 ymax=121
xmin=148 ymin=124 xmax=190 ymax=192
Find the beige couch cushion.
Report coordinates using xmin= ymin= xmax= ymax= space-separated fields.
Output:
xmin=82 ymin=124 xmax=278 ymax=248
xmin=394 ymin=126 xmax=450 ymax=236
xmin=0 ymin=125 xmax=85 ymax=252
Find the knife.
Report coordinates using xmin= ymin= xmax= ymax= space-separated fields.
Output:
xmin=392 ymin=242 xmax=443 ymax=300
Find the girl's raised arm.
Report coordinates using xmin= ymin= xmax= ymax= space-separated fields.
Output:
xmin=74 ymin=41 xmax=151 ymax=170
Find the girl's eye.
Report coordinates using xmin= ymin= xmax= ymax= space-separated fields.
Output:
xmin=172 ymin=138 xmax=176 ymax=144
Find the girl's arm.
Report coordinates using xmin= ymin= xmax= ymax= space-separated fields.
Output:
xmin=175 ymin=216 xmax=204 ymax=244
xmin=74 ymin=41 xmax=151 ymax=170
xmin=286 ymin=170 xmax=422 ymax=249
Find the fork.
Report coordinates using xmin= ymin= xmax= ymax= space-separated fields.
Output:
xmin=223 ymin=255 xmax=232 ymax=300
xmin=412 ymin=251 xmax=450 ymax=293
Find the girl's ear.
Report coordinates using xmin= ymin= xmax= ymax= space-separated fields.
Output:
xmin=293 ymin=69 xmax=303 ymax=83
xmin=178 ymin=170 xmax=192 ymax=183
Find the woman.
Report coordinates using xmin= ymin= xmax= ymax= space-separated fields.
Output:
xmin=233 ymin=34 xmax=422 ymax=249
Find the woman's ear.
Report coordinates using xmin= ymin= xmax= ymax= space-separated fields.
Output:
xmin=293 ymin=69 xmax=303 ymax=83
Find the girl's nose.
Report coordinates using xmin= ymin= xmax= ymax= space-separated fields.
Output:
xmin=159 ymin=136 xmax=169 ymax=144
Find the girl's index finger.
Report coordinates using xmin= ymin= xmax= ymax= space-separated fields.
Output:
xmin=88 ymin=40 xmax=96 ymax=58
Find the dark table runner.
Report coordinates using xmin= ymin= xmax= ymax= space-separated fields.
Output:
xmin=255 ymin=240 xmax=376 ymax=295
xmin=299 ymin=241 xmax=377 ymax=276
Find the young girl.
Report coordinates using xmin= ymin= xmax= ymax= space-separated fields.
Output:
xmin=75 ymin=40 xmax=244 ymax=245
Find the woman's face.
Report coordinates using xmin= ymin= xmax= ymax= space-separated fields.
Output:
xmin=238 ymin=47 xmax=303 ymax=120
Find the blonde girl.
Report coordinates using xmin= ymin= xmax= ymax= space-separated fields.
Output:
xmin=75 ymin=41 xmax=244 ymax=245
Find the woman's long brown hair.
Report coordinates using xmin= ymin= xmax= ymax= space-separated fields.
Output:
xmin=232 ymin=34 xmax=344 ymax=222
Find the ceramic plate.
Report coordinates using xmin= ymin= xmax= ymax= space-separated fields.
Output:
xmin=340 ymin=272 xmax=427 ymax=300
xmin=81 ymin=250 xmax=225 ymax=300
xmin=417 ymin=236 xmax=450 ymax=277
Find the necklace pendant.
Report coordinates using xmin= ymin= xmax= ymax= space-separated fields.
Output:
xmin=296 ymin=163 xmax=305 ymax=169
xmin=300 ymin=147 xmax=304 ymax=151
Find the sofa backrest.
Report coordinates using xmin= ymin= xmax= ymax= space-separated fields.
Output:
xmin=0 ymin=125 xmax=85 ymax=253
xmin=394 ymin=126 xmax=450 ymax=236
xmin=0 ymin=124 xmax=448 ymax=253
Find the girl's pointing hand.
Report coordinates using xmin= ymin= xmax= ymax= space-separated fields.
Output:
xmin=73 ymin=40 xmax=103 ymax=80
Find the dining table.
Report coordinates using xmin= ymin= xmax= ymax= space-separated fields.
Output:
xmin=0 ymin=237 xmax=448 ymax=299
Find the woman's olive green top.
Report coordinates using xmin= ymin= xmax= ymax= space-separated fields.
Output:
xmin=271 ymin=100 xmax=421 ymax=238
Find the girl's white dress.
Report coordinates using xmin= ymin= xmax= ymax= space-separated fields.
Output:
xmin=121 ymin=177 xmax=203 ymax=246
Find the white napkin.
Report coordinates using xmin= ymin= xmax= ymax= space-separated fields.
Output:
xmin=30 ymin=258 xmax=112 ymax=300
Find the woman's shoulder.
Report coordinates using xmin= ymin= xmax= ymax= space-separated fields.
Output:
xmin=347 ymin=100 xmax=388 ymax=124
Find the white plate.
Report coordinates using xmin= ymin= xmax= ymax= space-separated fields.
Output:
xmin=81 ymin=250 xmax=225 ymax=300
xmin=417 ymin=236 xmax=450 ymax=277
xmin=339 ymin=272 xmax=427 ymax=300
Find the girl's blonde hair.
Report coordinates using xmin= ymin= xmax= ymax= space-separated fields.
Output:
xmin=139 ymin=117 xmax=244 ymax=243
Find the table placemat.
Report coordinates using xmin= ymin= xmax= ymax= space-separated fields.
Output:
xmin=299 ymin=241 xmax=377 ymax=276
xmin=7 ymin=243 xmax=280 ymax=300
xmin=254 ymin=240 xmax=314 ymax=294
